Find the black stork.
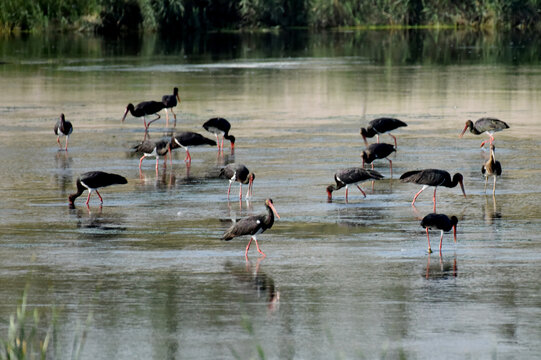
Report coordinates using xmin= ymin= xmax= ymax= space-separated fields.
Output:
xmin=54 ymin=113 xmax=73 ymax=151
xmin=219 ymin=163 xmax=255 ymax=200
xmin=361 ymin=143 xmax=396 ymax=175
xmin=459 ymin=117 xmax=509 ymax=147
xmin=420 ymin=213 xmax=458 ymax=255
xmin=221 ymin=198 xmax=280 ymax=258
xmin=400 ymin=169 xmax=466 ymax=212
xmin=162 ymin=87 xmax=181 ymax=127
xmin=482 ymin=144 xmax=502 ymax=195
xmin=326 ymin=167 xmax=383 ymax=202
xmin=132 ymin=138 xmax=173 ymax=172
xmin=171 ymin=131 xmax=216 ymax=164
xmin=68 ymin=171 xmax=127 ymax=206
xmin=202 ymin=117 xmax=236 ymax=152
xmin=360 ymin=117 xmax=407 ymax=147
xmin=121 ymin=101 xmax=166 ymax=130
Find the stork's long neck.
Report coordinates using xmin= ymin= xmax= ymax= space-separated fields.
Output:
xmin=68 ymin=180 xmax=85 ymax=203
xmin=265 ymin=205 xmax=275 ymax=226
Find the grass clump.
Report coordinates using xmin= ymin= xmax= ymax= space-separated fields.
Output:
xmin=0 ymin=287 xmax=90 ymax=360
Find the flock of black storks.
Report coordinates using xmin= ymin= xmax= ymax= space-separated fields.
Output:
xmin=56 ymin=93 xmax=509 ymax=257
xmin=327 ymin=116 xmax=509 ymax=255
xmin=61 ymin=87 xmax=275 ymax=258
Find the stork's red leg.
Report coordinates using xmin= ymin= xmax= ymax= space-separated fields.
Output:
xmin=389 ymin=133 xmax=397 ymax=148
xmin=433 ymin=188 xmax=437 ymax=212
xmin=356 ymin=185 xmax=367 ymax=197
xmin=245 ymin=237 xmax=253 ymax=258
xmin=412 ymin=185 xmax=428 ymax=206
xmin=439 ymin=230 xmax=444 ymax=256
xmin=426 ymin=228 xmax=432 ymax=253
xmin=254 ymin=237 xmax=266 ymax=257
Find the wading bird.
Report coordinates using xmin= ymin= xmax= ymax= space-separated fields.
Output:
xmin=400 ymin=169 xmax=466 ymax=212
xmin=132 ymin=138 xmax=173 ymax=172
xmin=326 ymin=167 xmax=383 ymax=202
xmin=162 ymin=87 xmax=181 ymax=127
xmin=220 ymin=163 xmax=255 ymax=200
xmin=459 ymin=117 xmax=509 ymax=147
xmin=54 ymin=113 xmax=73 ymax=151
xmin=68 ymin=171 xmax=127 ymax=206
xmin=420 ymin=213 xmax=458 ymax=255
xmin=361 ymin=142 xmax=396 ymax=175
xmin=360 ymin=117 xmax=407 ymax=147
xmin=482 ymin=144 xmax=502 ymax=195
xmin=202 ymin=117 xmax=236 ymax=152
xmin=221 ymin=198 xmax=280 ymax=258
xmin=121 ymin=101 xmax=166 ymax=130
xmin=171 ymin=131 xmax=217 ymax=164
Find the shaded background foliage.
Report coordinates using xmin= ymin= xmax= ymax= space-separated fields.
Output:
xmin=0 ymin=0 xmax=540 ymax=33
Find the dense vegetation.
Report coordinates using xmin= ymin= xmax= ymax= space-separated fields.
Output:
xmin=1 ymin=0 xmax=540 ymax=34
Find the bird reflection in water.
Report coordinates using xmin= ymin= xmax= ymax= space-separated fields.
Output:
xmin=226 ymin=197 xmax=254 ymax=220
xmin=424 ymin=254 xmax=457 ymax=280
xmin=224 ymin=258 xmax=280 ymax=312
xmin=54 ymin=151 xmax=72 ymax=195
xmin=484 ymin=194 xmax=502 ymax=225
xmin=138 ymin=167 xmax=177 ymax=190
xmin=69 ymin=205 xmax=127 ymax=234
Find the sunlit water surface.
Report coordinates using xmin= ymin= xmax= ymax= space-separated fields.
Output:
xmin=1 ymin=30 xmax=541 ymax=359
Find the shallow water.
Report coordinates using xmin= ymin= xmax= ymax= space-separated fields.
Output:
xmin=1 ymin=30 xmax=541 ymax=359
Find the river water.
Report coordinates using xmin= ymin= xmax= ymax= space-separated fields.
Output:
xmin=1 ymin=30 xmax=541 ymax=359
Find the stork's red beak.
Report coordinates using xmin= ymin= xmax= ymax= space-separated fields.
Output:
xmin=459 ymin=124 xmax=468 ymax=138
xmin=121 ymin=108 xmax=129 ymax=123
xmin=361 ymin=135 xmax=368 ymax=146
xmin=459 ymin=180 xmax=466 ymax=198
xmin=268 ymin=201 xmax=280 ymax=219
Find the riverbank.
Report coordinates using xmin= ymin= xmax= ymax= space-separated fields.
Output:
xmin=1 ymin=0 xmax=540 ymax=34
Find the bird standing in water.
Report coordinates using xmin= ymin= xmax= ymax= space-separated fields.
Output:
xmin=400 ymin=169 xmax=466 ymax=212
xmin=360 ymin=117 xmax=407 ymax=147
xmin=68 ymin=171 xmax=127 ymax=206
xmin=221 ymin=198 xmax=280 ymax=258
xmin=132 ymin=138 xmax=173 ymax=173
xmin=171 ymin=131 xmax=216 ymax=164
xmin=326 ymin=167 xmax=384 ymax=202
xmin=361 ymin=142 xmax=396 ymax=176
xmin=202 ymin=117 xmax=236 ymax=152
xmin=219 ymin=163 xmax=255 ymax=200
xmin=121 ymin=101 xmax=166 ymax=131
xmin=459 ymin=117 xmax=509 ymax=147
xmin=54 ymin=113 xmax=73 ymax=151
xmin=162 ymin=87 xmax=181 ymax=127
xmin=482 ymin=144 xmax=502 ymax=195
xmin=420 ymin=213 xmax=458 ymax=255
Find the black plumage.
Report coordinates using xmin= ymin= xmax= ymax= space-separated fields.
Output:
xmin=162 ymin=87 xmax=181 ymax=127
xmin=459 ymin=117 xmax=510 ymax=147
xmin=219 ymin=163 xmax=255 ymax=199
xmin=361 ymin=142 xmax=396 ymax=175
xmin=122 ymin=101 xmax=166 ymax=129
xmin=132 ymin=138 xmax=173 ymax=171
xmin=202 ymin=117 xmax=236 ymax=151
xmin=68 ymin=171 xmax=127 ymax=206
xmin=172 ymin=131 xmax=216 ymax=163
xmin=360 ymin=117 xmax=407 ymax=147
xmin=54 ymin=113 xmax=73 ymax=151
xmin=221 ymin=198 xmax=280 ymax=258
xmin=326 ymin=167 xmax=383 ymax=201
xmin=420 ymin=213 xmax=458 ymax=254
xmin=400 ymin=169 xmax=466 ymax=211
